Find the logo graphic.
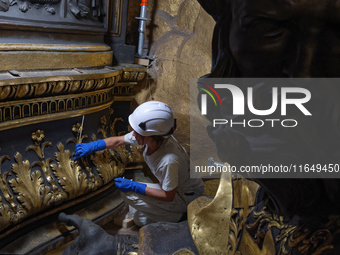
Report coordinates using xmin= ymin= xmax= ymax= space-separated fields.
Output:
xmin=200 ymin=83 xmax=311 ymax=116
xmin=198 ymin=83 xmax=223 ymax=115
xmin=198 ymin=82 xmax=312 ymax=128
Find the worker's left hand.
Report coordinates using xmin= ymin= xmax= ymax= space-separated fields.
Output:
xmin=114 ymin=177 xmax=146 ymax=195
xmin=74 ymin=140 xmax=106 ymax=161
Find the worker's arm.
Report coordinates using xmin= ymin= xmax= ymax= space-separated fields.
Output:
xmin=145 ymin=186 xmax=177 ymax=202
xmin=104 ymin=135 xmax=127 ymax=149
xmin=74 ymin=135 xmax=127 ymax=160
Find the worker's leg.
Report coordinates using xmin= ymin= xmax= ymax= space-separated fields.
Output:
xmin=120 ymin=183 xmax=187 ymax=226
xmin=132 ymin=211 xmax=156 ymax=227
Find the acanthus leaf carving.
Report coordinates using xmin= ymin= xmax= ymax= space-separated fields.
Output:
xmin=51 ymin=143 xmax=89 ymax=199
xmin=90 ymin=150 xmax=120 ymax=184
xmin=0 ymin=104 xmax=145 ymax=235
xmin=9 ymin=152 xmax=52 ymax=214
xmin=228 ymin=208 xmax=244 ymax=255
xmin=0 ymin=155 xmax=14 ymax=231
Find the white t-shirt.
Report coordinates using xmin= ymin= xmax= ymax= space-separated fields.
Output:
xmin=124 ymin=132 xmax=204 ymax=195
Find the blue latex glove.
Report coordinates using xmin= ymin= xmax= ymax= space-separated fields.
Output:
xmin=74 ymin=140 xmax=106 ymax=161
xmin=114 ymin=177 xmax=147 ymax=195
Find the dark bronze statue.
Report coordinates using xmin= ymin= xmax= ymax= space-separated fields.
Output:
xmin=199 ymin=0 xmax=340 ymax=78
xmin=197 ymin=0 xmax=340 ymax=253
xmin=58 ymin=213 xmax=117 ymax=255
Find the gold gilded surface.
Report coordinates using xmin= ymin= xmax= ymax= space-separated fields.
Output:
xmin=1 ymin=190 xmax=125 ymax=255
xmin=189 ymin=174 xmax=340 ymax=254
xmin=122 ymin=71 xmax=146 ymax=82
xmin=239 ymin=228 xmax=276 ymax=255
xmin=245 ymin=208 xmax=296 ymax=255
xmin=233 ymin=179 xmax=258 ymax=210
xmin=0 ymin=76 xmax=115 ymax=100
xmin=0 ymin=109 xmax=142 ymax=236
xmin=0 ymin=51 xmax=113 ymax=71
xmin=172 ymin=249 xmax=195 ymax=255
xmin=0 ymin=67 xmax=147 ymax=131
xmin=188 ymin=169 xmax=233 ymax=254
xmin=0 ymin=43 xmax=111 ymax=52
xmin=188 ymin=174 xmax=274 ymax=255
xmin=0 ymin=90 xmax=114 ymax=131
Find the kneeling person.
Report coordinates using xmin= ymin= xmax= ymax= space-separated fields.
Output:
xmin=74 ymin=101 xmax=204 ymax=226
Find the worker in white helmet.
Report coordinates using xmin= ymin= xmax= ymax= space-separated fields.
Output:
xmin=74 ymin=101 xmax=204 ymax=226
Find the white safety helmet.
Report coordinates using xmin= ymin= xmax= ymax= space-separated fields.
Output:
xmin=128 ymin=101 xmax=176 ymax=136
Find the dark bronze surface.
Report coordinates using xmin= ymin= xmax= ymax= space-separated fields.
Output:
xmin=194 ymin=0 xmax=340 ymax=254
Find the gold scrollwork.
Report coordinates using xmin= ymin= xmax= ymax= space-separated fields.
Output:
xmin=245 ymin=207 xmax=297 ymax=254
xmin=244 ymin=207 xmax=337 ymax=255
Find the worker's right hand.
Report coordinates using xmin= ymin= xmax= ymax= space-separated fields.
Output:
xmin=74 ymin=140 xmax=106 ymax=161
xmin=114 ymin=177 xmax=147 ymax=195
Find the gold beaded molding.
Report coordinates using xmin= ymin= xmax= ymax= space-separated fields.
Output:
xmin=0 ymin=66 xmax=146 ymax=131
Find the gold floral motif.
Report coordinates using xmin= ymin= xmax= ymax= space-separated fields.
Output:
xmin=31 ymin=129 xmax=45 ymax=145
xmin=28 ymin=130 xmax=67 ymax=204
xmin=72 ymin=123 xmax=88 ymax=143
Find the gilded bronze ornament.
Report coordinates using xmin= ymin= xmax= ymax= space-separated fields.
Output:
xmin=189 ymin=175 xmax=340 ymax=255
xmin=0 ymin=103 xmax=144 ymax=236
